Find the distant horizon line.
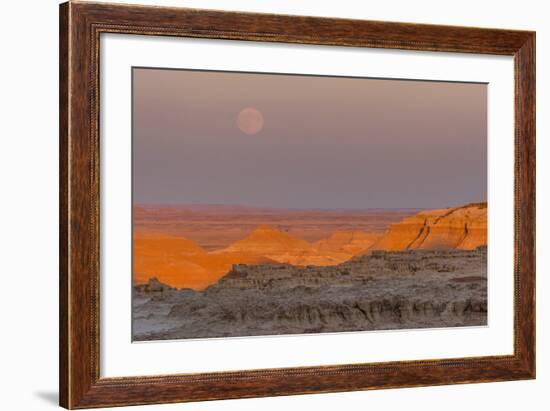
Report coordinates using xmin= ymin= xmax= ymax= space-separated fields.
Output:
xmin=133 ymin=201 xmax=487 ymax=212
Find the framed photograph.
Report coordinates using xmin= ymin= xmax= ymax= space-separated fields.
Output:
xmin=59 ymin=2 xmax=535 ymax=408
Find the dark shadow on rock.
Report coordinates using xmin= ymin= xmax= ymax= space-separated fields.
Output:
xmin=34 ymin=391 xmax=58 ymax=405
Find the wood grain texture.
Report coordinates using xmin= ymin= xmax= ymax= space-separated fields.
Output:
xmin=59 ymin=2 xmax=69 ymax=407
xmin=514 ymin=34 xmax=536 ymax=375
xmin=59 ymin=1 xmax=536 ymax=408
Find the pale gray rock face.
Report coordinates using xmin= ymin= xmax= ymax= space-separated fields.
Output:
xmin=132 ymin=247 xmax=487 ymax=341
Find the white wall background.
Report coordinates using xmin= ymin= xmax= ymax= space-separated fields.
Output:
xmin=0 ymin=0 xmax=546 ymax=410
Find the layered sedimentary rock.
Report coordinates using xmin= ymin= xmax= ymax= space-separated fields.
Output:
xmin=133 ymin=232 xmax=209 ymax=288
xmin=216 ymin=247 xmax=486 ymax=290
xmin=134 ymin=227 xmax=378 ymax=289
xmin=133 ymin=247 xmax=487 ymax=340
xmin=313 ymin=231 xmax=381 ymax=255
xmin=133 ymin=203 xmax=487 ymax=290
xmin=134 ymin=231 xmax=272 ymax=289
xmin=370 ymin=203 xmax=487 ymax=251
xmin=133 ymin=204 xmax=412 ymax=250
xmin=134 ymin=277 xmax=175 ymax=293
xmin=220 ymin=225 xmax=360 ymax=266
xmin=222 ymin=225 xmax=312 ymax=257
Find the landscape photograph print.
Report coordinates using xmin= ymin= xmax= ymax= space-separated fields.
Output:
xmin=132 ymin=67 xmax=488 ymax=341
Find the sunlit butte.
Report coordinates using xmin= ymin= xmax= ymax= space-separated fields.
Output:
xmin=237 ymin=107 xmax=264 ymax=135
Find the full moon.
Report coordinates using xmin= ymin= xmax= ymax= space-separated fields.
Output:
xmin=237 ymin=107 xmax=264 ymax=135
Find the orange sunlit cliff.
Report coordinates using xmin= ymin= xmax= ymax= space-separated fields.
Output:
xmin=369 ymin=202 xmax=487 ymax=251
xmin=134 ymin=202 xmax=487 ymax=290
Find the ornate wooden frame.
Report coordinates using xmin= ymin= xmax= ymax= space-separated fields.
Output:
xmin=59 ymin=1 xmax=535 ymax=408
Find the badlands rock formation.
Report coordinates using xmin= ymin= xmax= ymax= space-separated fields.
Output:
xmin=134 ymin=231 xmax=272 ymax=289
xmin=135 ymin=227 xmax=385 ymax=289
xmin=133 ymin=232 xmax=209 ymax=288
xmin=370 ymin=202 xmax=487 ymax=251
xmin=220 ymin=225 xmax=369 ymax=266
xmin=133 ymin=204 xmax=412 ymax=250
xmin=133 ymin=247 xmax=487 ymax=340
xmin=133 ymin=202 xmax=487 ymax=290
xmin=221 ymin=225 xmax=313 ymax=262
xmin=313 ymin=231 xmax=380 ymax=255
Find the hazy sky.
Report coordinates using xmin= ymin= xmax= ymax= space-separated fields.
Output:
xmin=133 ymin=68 xmax=487 ymax=209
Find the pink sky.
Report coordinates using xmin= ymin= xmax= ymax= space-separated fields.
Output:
xmin=133 ymin=68 xmax=487 ymax=209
